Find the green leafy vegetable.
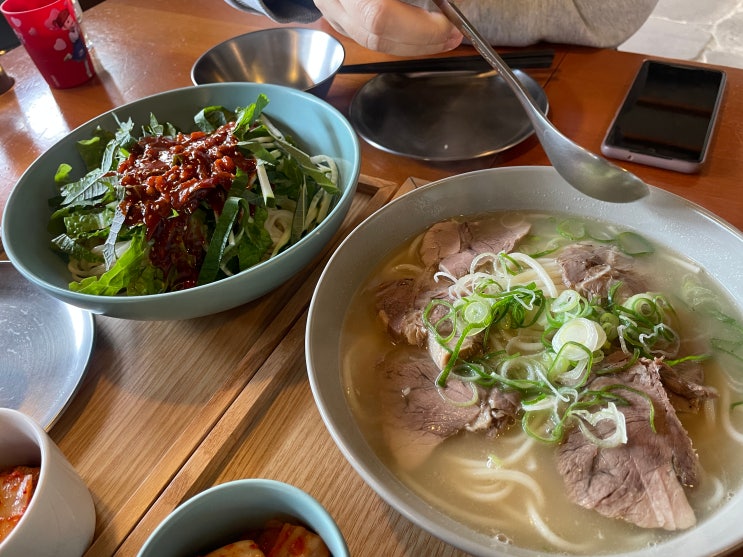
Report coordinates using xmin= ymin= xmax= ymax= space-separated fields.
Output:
xmin=49 ymin=94 xmax=339 ymax=296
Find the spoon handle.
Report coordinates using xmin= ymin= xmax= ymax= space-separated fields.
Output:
xmin=432 ymin=0 xmax=650 ymax=203
xmin=431 ymin=0 xmax=551 ymax=133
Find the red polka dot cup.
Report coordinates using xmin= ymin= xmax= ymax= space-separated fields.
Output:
xmin=1 ymin=0 xmax=95 ymax=88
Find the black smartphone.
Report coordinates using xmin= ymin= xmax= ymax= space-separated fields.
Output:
xmin=601 ymin=59 xmax=726 ymax=173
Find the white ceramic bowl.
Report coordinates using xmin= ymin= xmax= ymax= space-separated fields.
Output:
xmin=0 ymin=408 xmax=95 ymax=557
xmin=137 ymin=479 xmax=349 ymax=557
xmin=1 ymin=82 xmax=361 ymax=320
xmin=305 ymin=166 xmax=743 ymax=557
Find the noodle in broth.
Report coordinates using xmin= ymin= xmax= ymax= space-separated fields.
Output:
xmin=340 ymin=212 xmax=743 ymax=554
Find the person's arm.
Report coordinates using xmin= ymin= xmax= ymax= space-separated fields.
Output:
xmin=440 ymin=0 xmax=659 ymax=48
xmin=225 ymin=0 xmax=463 ymax=56
xmin=224 ymin=0 xmax=658 ymax=54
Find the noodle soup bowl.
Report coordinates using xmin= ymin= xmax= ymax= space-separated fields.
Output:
xmin=306 ymin=166 xmax=743 ymax=557
xmin=1 ymin=82 xmax=360 ymax=320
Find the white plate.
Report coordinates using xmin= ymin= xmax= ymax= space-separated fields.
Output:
xmin=0 ymin=261 xmax=94 ymax=429
xmin=348 ymin=70 xmax=548 ymax=161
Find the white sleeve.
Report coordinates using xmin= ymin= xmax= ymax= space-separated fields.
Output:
xmin=415 ymin=0 xmax=659 ymax=48
xmin=224 ymin=0 xmax=321 ymax=23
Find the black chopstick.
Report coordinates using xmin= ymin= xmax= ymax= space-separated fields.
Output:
xmin=337 ymin=49 xmax=554 ymax=74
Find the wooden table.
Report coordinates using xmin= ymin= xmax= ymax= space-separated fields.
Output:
xmin=1 ymin=1 xmax=742 ymax=556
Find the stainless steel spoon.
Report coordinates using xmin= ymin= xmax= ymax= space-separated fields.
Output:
xmin=432 ymin=0 xmax=650 ymax=203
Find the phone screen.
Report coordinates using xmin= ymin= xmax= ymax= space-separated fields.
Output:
xmin=602 ymin=60 xmax=725 ymax=166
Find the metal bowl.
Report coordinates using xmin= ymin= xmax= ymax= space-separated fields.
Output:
xmin=191 ymin=28 xmax=345 ymax=98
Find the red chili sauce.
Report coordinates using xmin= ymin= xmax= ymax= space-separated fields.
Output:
xmin=117 ymin=122 xmax=257 ymax=290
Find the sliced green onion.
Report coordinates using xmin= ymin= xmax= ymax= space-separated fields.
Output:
xmin=572 ymin=402 xmax=628 ymax=448
xmin=622 ymin=292 xmax=663 ymax=320
xmin=616 ymin=231 xmax=654 ymax=255
xmin=463 ymin=299 xmax=491 ymax=328
xmin=436 ymin=381 xmax=479 ymax=407
xmin=551 ymin=289 xmax=581 ymax=314
xmin=556 ymin=218 xmax=586 ymax=240
xmin=555 ymin=358 xmax=589 ymax=387
xmin=256 ymin=159 xmax=274 ymax=205
xmin=552 ymin=318 xmax=607 ymax=361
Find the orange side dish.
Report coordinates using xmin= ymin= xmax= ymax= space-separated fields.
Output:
xmin=257 ymin=521 xmax=330 ymax=557
xmin=0 ymin=466 xmax=40 ymax=543
xmin=200 ymin=520 xmax=330 ymax=557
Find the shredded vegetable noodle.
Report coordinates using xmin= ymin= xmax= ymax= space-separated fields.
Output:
xmin=48 ymin=94 xmax=339 ymax=295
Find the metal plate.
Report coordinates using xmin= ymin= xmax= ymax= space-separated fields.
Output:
xmin=0 ymin=260 xmax=94 ymax=429
xmin=349 ymin=69 xmax=549 ymax=162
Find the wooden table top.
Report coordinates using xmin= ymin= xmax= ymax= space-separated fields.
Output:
xmin=1 ymin=0 xmax=742 ymax=556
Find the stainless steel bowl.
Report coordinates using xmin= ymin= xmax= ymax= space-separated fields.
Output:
xmin=191 ymin=28 xmax=345 ymax=98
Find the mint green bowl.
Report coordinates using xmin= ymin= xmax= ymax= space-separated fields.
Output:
xmin=137 ymin=479 xmax=349 ymax=557
xmin=1 ymin=83 xmax=360 ymax=320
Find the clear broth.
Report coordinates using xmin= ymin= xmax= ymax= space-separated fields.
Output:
xmin=340 ymin=212 xmax=743 ymax=555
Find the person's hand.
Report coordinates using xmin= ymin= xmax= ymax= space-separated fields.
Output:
xmin=313 ymin=0 xmax=463 ymax=55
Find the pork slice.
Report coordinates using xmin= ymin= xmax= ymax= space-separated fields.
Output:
xmin=658 ymin=359 xmax=718 ymax=414
xmin=557 ymin=242 xmax=646 ymax=300
xmin=375 ymin=274 xmax=451 ymax=346
xmin=419 ymin=220 xmax=463 ymax=269
xmin=374 ymin=272 xmax=488 ymax=370
xmin=439 ymin=250 xmax=476 ymax=279
xmin=485 ymin=388 xmax=522 ymax=434
xmin=383 ymin=216 xmax=532 ymax=346
xmin=426 ymin=325 xmax=486 ymax=370
xmin=377 ymin=348 xmax=486 ymax=469
xmin=556 ymin=358 xmax=698 ymax=530
xmin=438 ymin=219 xmax=531 ymax=278
xmin=463 ymin=387 xmax=523 ymax=436
xmin=600 ymin=352 xmax=719 ymax=414
xmin=376 ymin=278 xmax=426 ymax=346
xmin=465 ymin=219 xmax=531 ymax=257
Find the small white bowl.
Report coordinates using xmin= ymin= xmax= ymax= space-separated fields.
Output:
xmin=137 ymin=479 xmax=349 ymax=557
xmin=0 ymin=408 xmax=95 ymax=557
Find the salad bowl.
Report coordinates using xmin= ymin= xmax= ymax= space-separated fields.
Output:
xmin=1 ymin=82 xmax=361 ymax=320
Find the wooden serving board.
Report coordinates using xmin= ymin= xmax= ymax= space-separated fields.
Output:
xmin=89 ymin=175 xmax=468 ymax=557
